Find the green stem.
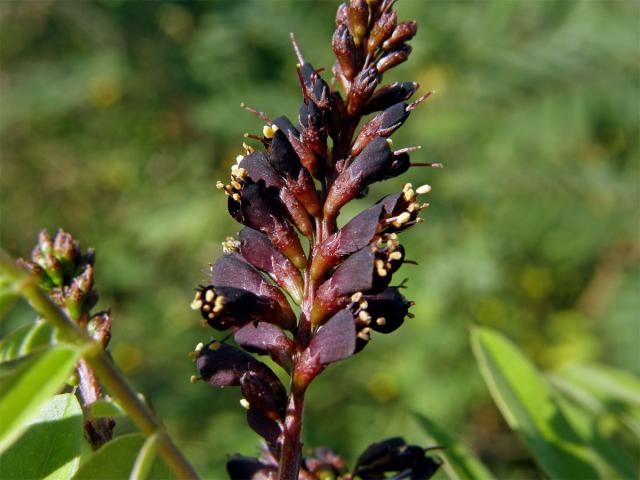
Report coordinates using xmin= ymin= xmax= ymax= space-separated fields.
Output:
xmin=0 ymin=250 xmax=199 ymax=480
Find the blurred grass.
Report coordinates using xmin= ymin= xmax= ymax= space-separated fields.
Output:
xmin=1 ymin=0 xmax=638 ymax=478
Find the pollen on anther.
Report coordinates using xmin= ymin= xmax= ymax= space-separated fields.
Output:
xmin=263 ymin=125 xmax=275 ymax=138
xmin=351 ymin=292 xmax=363 ymax=302
xmin=240 ymin=398 xmax=251 ymax=410
xmin=190 ymin=299 xmax=203 ymax=310
xmin=205 ymin=289 xmax=215 ymax=302
xmin=376 ymin=317 xmax=387 ymax=326
xmin=416 ymin=184 xmax=432 ymax=195
xmin=190 ymin=375 xmax=199 ymax=384
xmin=209 ymin=341 xmax=222 ymax=351
xmin=195 ymin=342 xmax=204 ymax=353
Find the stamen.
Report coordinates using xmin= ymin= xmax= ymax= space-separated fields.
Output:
xmin=394 ymin=145 xmax=422 ymax=155
xmin=190 ymin=375 xmax=199 ymax=384
xmin=406 ymin=91 xmax=434 ymax=112
xmin=416 ymin=184 xmax=432 ymax=195
xmin=240 ymin=102 xmax=272 ymax=123
xmin=411 ymin=162 xmax=443 ymax=168
xmin=289 ymin=32 xmax=305 ymax=65
xmin=351 ymin=292 xmax=363 ymax=302
xmin=240 ymin=398 xmax=251 ymax=410
xmin=205 ymin=289 xmax=215 ymax=302
xmin=376 ymin=317 xmax=387 ymax=326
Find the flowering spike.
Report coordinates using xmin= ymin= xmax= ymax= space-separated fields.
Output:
xmin=191 ymin=2 xmax=440 ymax=478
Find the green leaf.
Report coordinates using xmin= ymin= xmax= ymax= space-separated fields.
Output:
xmin=89 ymin=397 xmax=127 ymax=418
xmin=415 ymin=412 xmax=495 ymax=480
xmin=0 ymin=344 xmax=81 ymax=453
xmin=73 ymin=433 xmax=174 ymax=480
xmin=557 ymin=363 xmax=640 ymax=408
xmin=0 ymin=275 xmax=19 ymax=317
xmin=130 ymin=433 xmax=160 ymax=480
xmin=553 ymin=390 xmax=637 ymax=480
xmin=471 ymin=327 xmax=599 ymax=479
xmin=0 ymin=393 xmax=83 ymax=479
xmin=0 ymin=320 xmax=57 ymax=362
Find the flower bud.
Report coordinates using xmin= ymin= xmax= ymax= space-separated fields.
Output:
xmin=238 ymin=227 xmax=304 ymax=304
xmin=227 ymin=181 xmax=307 ymax=269
xmin=239 ymin=151 xmax=313 ymax=237
xmin=192 ymin=285 xmax=292 ymax=331
xmin=312 ymin=241 xmax=403 ymax=324
xmin=363 ymin=287 xmax=411 ymax=334
xmin=298 ymin=100 xmax=328 ymax=162
xmin=53 ymin=229 xmax=79 ymax=268
xmin=87 ymin=311 xmax=112 ymax=348
xmin=272 ymin=115 xmax=322 ymax=181
xmin=376 ymin=44 xmax=411 ymax=73
xmin=196 ymin=341 xmax=283 ymax=390
xmin=299 ymin=63 xmax=330 ymax=109
xmin=234 ymin=321 xmax=295 ymax=371
xmin=367 ymin=11 xmax=396 ymax=55
xmin=209 ymin=254 xmax=296 ymax=330
xmin=240 ymin=371 xmax=287 ymax=422
xmin=309 ymin=309 xmax=356 ymax=364
xmin=226 ymin=455 xmax=275 ymax=480
xmin=354 ymin=437 xmax=441 ymax=479
xmin=333 ymin=24 xmax=357 ymax=80
xmin=347 ymin=0 xmax=369 ymax=46
xmin=335 ymin=2 xmax=349 ymax=26
xmin=347 ymin=66 xmax=380 ymax=116
xmin=324 ymin=137 xmax=411 ymax=218
xmin=268 ymin=126 xmax=321 ymax=217
xmin=361 ymin=81 xmax=419 ymax=115
xmin=351 ymin=102 xmax=410 ymax=156
xmin=382 ymin=21 xmax=417 ymax=51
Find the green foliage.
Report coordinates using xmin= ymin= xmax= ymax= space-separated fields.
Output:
xmin=0 ymin=320 xmax=57 ymax=362
xmin=472 ymin=326 xmax=638 ymax=479
xmin=0 ymin=0 xmax=638 ymax=477
xmin=415 ymin=413 xmax=495 ymax=480
xmin=0 ymin=344 xmax=81 ymax=453
xmin=0 ymin=393 xmax=83 ymax=480
xmin=73 ymin=433 xmax=174 ymax=480
xmin=130 ymin=433 xmax=161 ymax=480
xmin=88 ymin=397 xmax=127 ymax=418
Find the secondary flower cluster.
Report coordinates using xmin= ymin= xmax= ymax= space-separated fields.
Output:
xmin=190 ymin=1 xmax=441 ymax=478
xmin=20 ymin=229 xmax=114 ymax=448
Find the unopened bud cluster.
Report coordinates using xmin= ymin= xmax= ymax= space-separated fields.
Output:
xmin=20 ymin=229 xmax=114 ymax=448
xmin=191 ymin=1 xmax=441 ymax=478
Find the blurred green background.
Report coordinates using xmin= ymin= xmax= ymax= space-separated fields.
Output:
xmin=1 ymin=0 xmax=638 ymax=478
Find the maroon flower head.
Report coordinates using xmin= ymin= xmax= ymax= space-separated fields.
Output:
xmin=191 ymin=1 xmax=441 ymax=478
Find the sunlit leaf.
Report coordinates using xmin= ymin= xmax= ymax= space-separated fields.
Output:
xmin=471 ymin=327 xmax=599 ymax=479
xmin=130 ymin=433 xmax=160 ymax=480
xmin=0 ymin=393 xmax=83 ymax=479
xmin=0 ymin=344 xmax=81 ymax=453
xmin=0 ymin=320 xmax=57 ymax=362
xmin=73 ymin=433 xmax=174 ymax=480
xmin=89 ymin=397 xmax=126 ymax=418
xmin=415 ymin=412 xmax=495 ymax=480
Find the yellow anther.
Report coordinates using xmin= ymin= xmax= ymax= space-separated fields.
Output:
xmin=240 ymin=398 xmax=251 ymax=410
xmin=205 ymin=289 xmax=215 ymax=302
xmin=216 ymin=181 xmax=225 ymax=190
xmin=190 ymin=299 xmax=203 ymax=310
xmin=209 ymin=341 xmax=222 ymax=351
xmin=376 ymin=317 xmax=386 ymax=326
xmin=195 ymin=342 xmax=204 ymax=353
xmin=416 ymin=184 xmax=431 ymax=195
xmin=389 ymin=251 xmax=403 ymax=260
xmin=190 ymin=375 xmax=199 ymax=384
xmin=351 ymin=292 xmax=363 ymax=302
xmin=235 ymin=154 xmax=244 ymax=164
xmin=263 ymin=125 xmax=275 ymax=138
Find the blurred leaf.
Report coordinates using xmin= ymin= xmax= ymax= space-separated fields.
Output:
xmin=415 ymin=413 xmax=495 ymax=480
xmin=0 ymin=393 xmax=83 ymax=479
xmin=73 ymin=433 xmax=174 ymax=480
xmin=0 ymin=275 xmax=19 ymax=317
xmin=89 ymin=397 xmax=126 ymax=418
xmin=0 ymin=320 xmax=57 ymax=362
xmin=553 ymin=392 xmax=637 ymax=479
xmin=0 ymin=344 xmax=81 ymax=453
xmin=130 ymin=432 xmax=160 ymax=480
xmin=550 ymin=371 xmax=640 ymax=439
xmin=556 ymin=363 xmax=640 ymax=408
xmin=471 ymin=327 xmax=599 ymax=479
